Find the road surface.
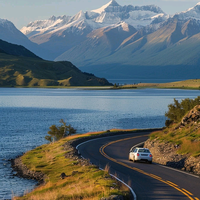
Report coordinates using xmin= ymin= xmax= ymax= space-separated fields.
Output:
xmin=77 ymin=130 xmax=200 ymax=200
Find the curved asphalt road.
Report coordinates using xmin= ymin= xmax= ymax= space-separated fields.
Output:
xmin=77 ymin=130 xmax=200 ymax=200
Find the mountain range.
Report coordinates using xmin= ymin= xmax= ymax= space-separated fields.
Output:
xmin=1 ymin=0 xmax=200 ymax=80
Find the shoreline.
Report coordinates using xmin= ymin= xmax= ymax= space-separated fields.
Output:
xmin=1 ymin=78 xmax=200 ymax=90
xmin=11 ymin=156 xmax=46 ymax=186
xmin=11 ymin=128 xmax=159 ymax=199
xmin=11 ymin=127 xmax=200 ymax=199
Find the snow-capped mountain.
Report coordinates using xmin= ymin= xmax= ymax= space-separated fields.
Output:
xmin=54 ymin=1 xmax=200 ymax=80
xmin=21 ymin=0 xmax=168 ymax=37
xmin=175 ymin=2 xmax=200 ymax=21
xmin=15 ymin=0 xmax=200 ymax=80
xmin=0 ymin=19 xmax=30 ymax=45
xmin=86 ymin=0 xmax=167 ymax=29
xmin=21 ymin=15 xmax=71 ymax=38
xmin=0 ymin=18 xmax=54 ymax=60
xmin=20 ymin=0 xmax=168 ymax=60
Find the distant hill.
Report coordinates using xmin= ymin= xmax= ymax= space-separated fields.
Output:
xmin=0 ymin=53 xmax=112 ymax=87
xmin=0 ymin=39 xmax=111 ymax=87
xmin=0 ymin=39 xmax=41 ymax=59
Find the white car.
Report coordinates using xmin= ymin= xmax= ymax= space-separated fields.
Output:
xmin=129 ymin=147 xmax=152 ymax=164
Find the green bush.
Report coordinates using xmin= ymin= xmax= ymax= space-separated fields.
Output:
xmin=45 ymin=119 xmax=76 ymax=142
xmin=165 ymin=96 xmax=200 ymax=123
xmin=165 ymin=119 xmax=174 ymax=127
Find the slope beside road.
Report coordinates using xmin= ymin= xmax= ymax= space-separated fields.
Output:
xmin=77 ymin=130 xmax=200 ymax=200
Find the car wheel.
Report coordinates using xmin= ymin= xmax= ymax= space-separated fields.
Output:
xmin=148 ymin=161 xmax=152 ymax=164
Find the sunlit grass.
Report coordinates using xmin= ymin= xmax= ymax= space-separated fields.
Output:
xmin=13 ymin=130 xmax=132 ymax=200
xmin=149 ymin=124 xmax=200 ymax=157
xmin=121 ymin=79 xmax=200 ymax=90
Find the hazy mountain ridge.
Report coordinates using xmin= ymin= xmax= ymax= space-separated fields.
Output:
xmin=1 ymin=0 xmax=200 ymax=80
xmin=20 ymin=0 xmax=168 ymax=61
xmin=54 ymin=1 xmax=200 ymax=79
xmin=0 ymin=19 xmax=55 ymax=60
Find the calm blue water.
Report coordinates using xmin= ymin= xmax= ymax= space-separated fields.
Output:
xmin=0 ymin=88 xmax=199 ymax=199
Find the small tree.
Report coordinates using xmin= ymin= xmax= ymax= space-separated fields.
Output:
xmin=45 ymin=119 xmax=76 ymax=142
xmin=113 ymin=83 xmax=119 ymax=88
xmin=165 ymin=96 xmax=200 ymax=124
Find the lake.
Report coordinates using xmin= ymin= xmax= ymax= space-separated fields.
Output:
xmin=0 ymin=87 xmax=199 ymax=199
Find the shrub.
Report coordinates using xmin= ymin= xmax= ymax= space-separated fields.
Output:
xmin=45 ymin=119 xmax=76 ymax=142
xmin=165 ymin=119 xmax=174 ymax=127
xmin=165 ymin=96 xmax=200 ymax=123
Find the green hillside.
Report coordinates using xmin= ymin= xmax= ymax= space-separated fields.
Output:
xmin=0 ymin=53 xmax=112 ymax=87
xmin=0 ymin=39 xmax=41 ymax=59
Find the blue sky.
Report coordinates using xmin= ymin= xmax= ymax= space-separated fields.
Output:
xmin=0 ymin=0 xmax=199 ymax=29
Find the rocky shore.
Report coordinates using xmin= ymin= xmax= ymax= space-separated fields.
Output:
xmin=11 ymin=156 xmax=46 ymax=186
xmin=10 ymin=129 xmax=142 ymax=181
xmin=11 ymin=129 xmax=146 ymax=199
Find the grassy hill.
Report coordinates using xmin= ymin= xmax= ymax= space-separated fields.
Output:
xmin=0 ymin=53 xmax=112 ymax=87
xmin=0 ymin=39 xmax=112 ymax=87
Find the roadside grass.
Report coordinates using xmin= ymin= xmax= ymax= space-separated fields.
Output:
xmin=13 ymin=129 xmax=134 ymax=200
xmin=149 ymin=125 xmax=200 ymax=157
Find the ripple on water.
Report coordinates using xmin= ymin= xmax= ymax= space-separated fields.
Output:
xmin=1 ymin=88 xmax=200 ymax=199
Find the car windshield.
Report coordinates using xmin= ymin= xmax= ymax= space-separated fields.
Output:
xmin=138 ymin=149 xmax=150 ymax=153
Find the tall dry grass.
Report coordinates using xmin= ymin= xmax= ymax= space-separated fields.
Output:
xmin=104 ymin=164 xmax=110 ymax=174
xmin=178 ymin=139 xmax=200 ymax=156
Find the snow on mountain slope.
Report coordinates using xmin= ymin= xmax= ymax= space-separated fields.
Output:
xmin=175 ymin=2 xmax=200 ymax=20
xmin=21 ymin=15 xmax=71 ymax=37
xmin=91 ymin=0 xmax=121 ymax=14
xmin=90 ymin=0 xmax=167 ymax=29
xmin=0 ymin=18 xmax=55 ymax=60
xmin=0 ymin=19 xmax=28 ymax=43
xmin=55 ymin=21 xmax=137 ymax=65
xmin=21 ymin=0 xmax=168 ymax=39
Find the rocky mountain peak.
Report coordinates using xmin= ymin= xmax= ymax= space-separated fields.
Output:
xmin=108 ymin=0 xmax=120 ymax=7
xmin=91 ymin=0 xmax=121 ymax=14
xmin=49 ymin=15 xmax=57 ymax=21
xmin=175 ymin=2 xmax=200 ymax=21
xmin=190 ymin=2 xmax=200 ymax=11
xmin=0 ymin=18 xmax=15 ymax=30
